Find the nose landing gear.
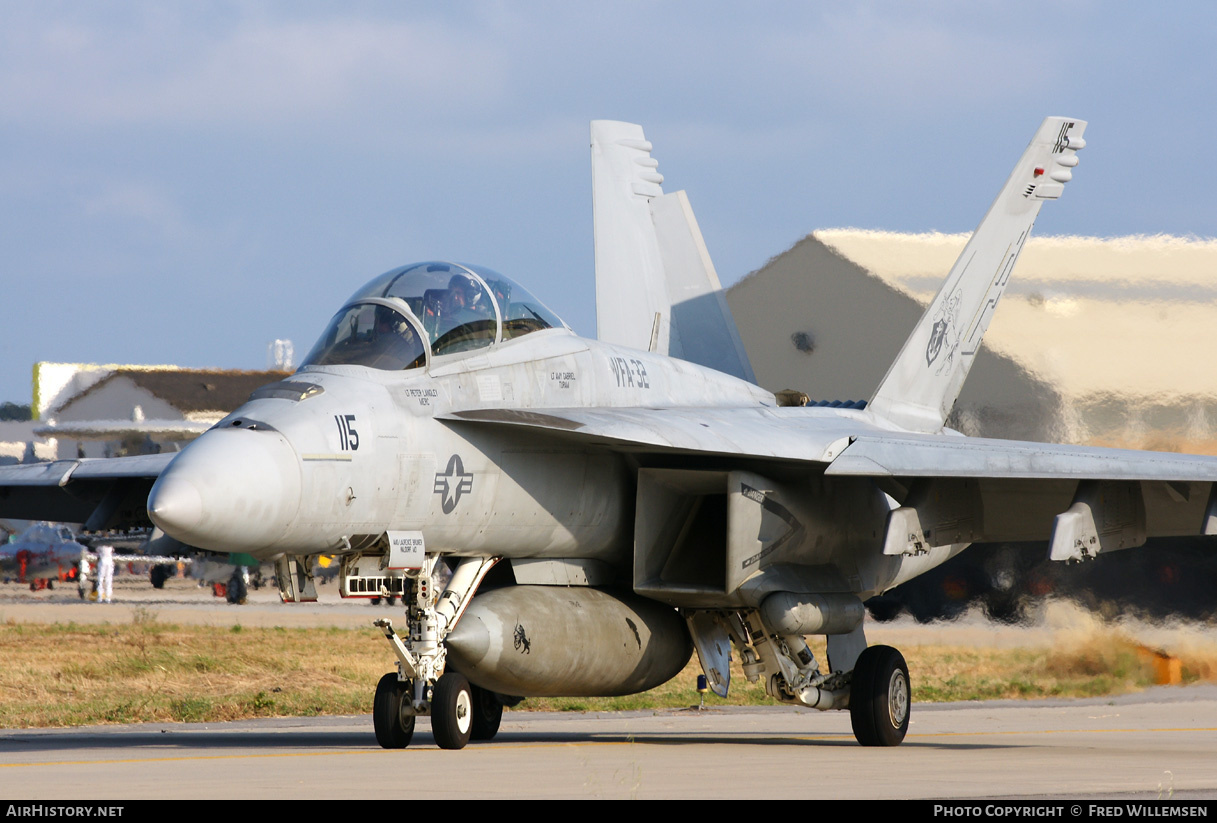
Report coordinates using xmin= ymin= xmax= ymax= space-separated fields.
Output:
xmin=430 ymin=672 xmax=473 ymax=750
xmin=370 ymin=555 xmax=500 ymax=750
xmin=373 ymin=672 xmax=415 ymax=749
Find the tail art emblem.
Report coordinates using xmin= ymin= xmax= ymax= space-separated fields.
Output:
xmin=926 ymin=319 xmax=948 ymax=366
xmin=925 ymin=292 xmax=961 ymax=370
xmin=433 ymin=454 xmax=474 ymax=514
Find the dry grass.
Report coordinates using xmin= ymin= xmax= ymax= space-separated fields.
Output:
xmin=907 ymin=639 xmax=1152 ymax=703
xmin=0 ymin=612 xmax=386 ymax=727
xmin=1 ymin=610 xmax=1216 ymax=727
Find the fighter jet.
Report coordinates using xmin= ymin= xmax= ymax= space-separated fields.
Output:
xmin=4 ymin=116 xmax=1215 ymax=750
xmin=0 ymin=522 xmax=86 ymax=588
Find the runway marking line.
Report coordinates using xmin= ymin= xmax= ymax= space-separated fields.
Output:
xmin=2 ymin=726 xmax=1215 ymax=768
xmin=0 ymin=743 xmax=638 ymax=769
xmin=902 ymin=726 xmax=1217 ymax=739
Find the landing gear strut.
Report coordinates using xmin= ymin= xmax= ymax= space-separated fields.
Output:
xmin=695 ymin=608 xmax=911 ymax=747
xmin=848 ymin=645 xmax=909 ymax=746
xmin=370 ymin=555 xmax=499 ymax=750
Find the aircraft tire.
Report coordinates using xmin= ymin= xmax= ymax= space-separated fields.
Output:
xmin=849 ymin=645 xmax=909 ymax=747
xmin=470 ymin=684 xmax=503 ymax=741
xmin=373 ymin=673 xmax=415 ymax=749
xmin=431 ymin=672 xmax=473 ymax=750
xmin=226 ymin=570 xmax=248 ymax=605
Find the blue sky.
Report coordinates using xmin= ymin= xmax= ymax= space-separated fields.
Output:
xmin=2 ymin=2 xmax=1215 ymax=403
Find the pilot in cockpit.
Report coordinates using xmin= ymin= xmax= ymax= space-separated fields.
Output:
xmin=443 ymin=273 xmax=489 ymax=321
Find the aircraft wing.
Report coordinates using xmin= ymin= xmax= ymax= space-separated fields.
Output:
xmin=442 ymin=406 xmax=864 ymax=462
xmin=443 ymin=407 xmax=1217 ymax=559
xmin=825 ymin=433 xmax=1217 ymax=482
xmin=445 ymin=407 xmax=1217 ymax=481
xmin=0 ymin=453 xmax=173 ymax=528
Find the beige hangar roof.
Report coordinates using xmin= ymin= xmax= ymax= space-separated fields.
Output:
xmin=813 ymin=230 xmax=1217 ymax=400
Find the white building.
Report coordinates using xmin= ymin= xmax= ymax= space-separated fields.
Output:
xmin=30 ymin=363 xmax=289 ymax=459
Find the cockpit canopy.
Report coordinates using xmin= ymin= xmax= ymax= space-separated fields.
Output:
xmin=300 ymin=262 xmax=567 ymax=371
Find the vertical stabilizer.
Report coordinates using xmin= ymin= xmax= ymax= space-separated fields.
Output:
xmin=868 ymin=117 xmax=1087 ymax=433
xmin=651 ymin=191 xmax=756 ymax=382
xmin=591 ymin=121 xmax=756 ymax=381
xmin=592 ymin=121 xmax=669 ymax=351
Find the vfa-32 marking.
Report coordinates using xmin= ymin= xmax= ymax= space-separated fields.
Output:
xmin=608 ymin=355 xmax=649 ymax=388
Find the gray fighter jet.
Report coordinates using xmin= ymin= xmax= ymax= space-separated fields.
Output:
xmin=0 ymin=522 xmax=86 ymax=587
xmin=4 ymin=117 xmax=1214 ymax=749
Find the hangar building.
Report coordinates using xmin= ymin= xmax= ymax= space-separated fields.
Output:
xmin=726 ymin=230 xmax=1217 ymax=454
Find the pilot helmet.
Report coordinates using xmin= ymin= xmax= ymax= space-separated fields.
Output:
xmin=447 ymin=273 xmax=482 ymax=307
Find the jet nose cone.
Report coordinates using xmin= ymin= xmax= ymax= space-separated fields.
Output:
xmin=148 ymin=428 xmax=302 ymax=554
xmin=146 ymin=475 xmax=204 ymax=531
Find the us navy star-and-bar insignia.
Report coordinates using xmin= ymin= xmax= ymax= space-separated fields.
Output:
xmin=434 ymin=454 xmax=474 ymax=514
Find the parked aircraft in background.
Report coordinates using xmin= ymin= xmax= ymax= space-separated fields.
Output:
xmin=4 ymin=116 xmax=1213 ymax=750
xmin=0 ymin=522 xmax=86 ymax=589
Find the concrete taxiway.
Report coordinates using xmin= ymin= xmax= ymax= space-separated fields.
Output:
xmin=1 ymin=578 xmax=1215 ymax=799
xmin=1 ymin=688 xmax=1215 ymax=799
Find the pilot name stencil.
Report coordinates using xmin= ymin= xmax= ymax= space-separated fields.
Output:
xmin=404 ymin=387 xmax=437 ymax=406
xmin=549 ymin=370 xmax=576 ymax=389
xmin=433 ymin=454 xmax=474 ymax=514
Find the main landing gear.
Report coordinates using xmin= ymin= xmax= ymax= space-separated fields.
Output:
xmin=370 ymin=554 xmax=501 ymax=750
xmin=848 ymin=645 xmax=909 ymax=747
xmin=700 ymin=609 xmax=910 ymax=747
